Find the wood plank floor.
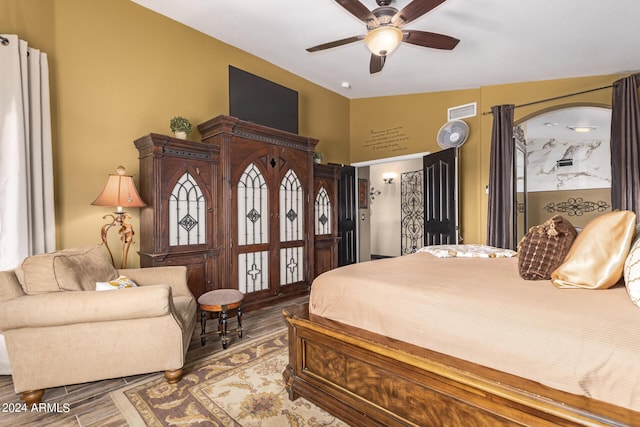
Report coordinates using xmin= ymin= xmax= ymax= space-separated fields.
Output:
xmin=0 ymin=294 xmax=308 ymax=427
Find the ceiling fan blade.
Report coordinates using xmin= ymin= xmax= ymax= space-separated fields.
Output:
xmin=402 ymin=30 xmax=459 ymax=50
xmin=392 ymin=0 xmax=446 ymax=27
xmin=334 ymin=0 xmax=379 ymax=25
xmin=369 ymin=54 xmax=386 ymax=74
xmin=306 ymin=35 xmax=365 ymax=52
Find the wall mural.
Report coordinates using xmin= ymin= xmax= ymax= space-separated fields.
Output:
xmin=526 ymin=137 xmax=610 ymax=192
xmin=400 ymin=170 xmax=424 ymax=255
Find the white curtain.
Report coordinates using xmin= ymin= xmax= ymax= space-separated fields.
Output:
xmin=0 ymin=34 xmax=56 ymax=271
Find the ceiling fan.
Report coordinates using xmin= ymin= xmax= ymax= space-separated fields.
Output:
xmin=306 ymin=0 xmax=460 ymax=74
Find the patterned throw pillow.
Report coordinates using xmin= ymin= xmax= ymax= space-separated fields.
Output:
xmin=96 ymin=275 xmax=138 ymax=291
xmin=518 ymin=215 xmax=577 ymax=280
xmin=623 ymin=236 xmax=640 ymax=307
xmin=418 ymin=244 xmax=516 ymax=258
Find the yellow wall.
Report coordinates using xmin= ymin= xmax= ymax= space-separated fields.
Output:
xmin=1 ymin=0 xmax=350 ymax=267
xmin=1 ymin=0 xmax=626 ymax=261
xmin=350 ymin=74 xmax=621 ymax=244
xmin=350 ymin=89 xmax=481 ymax=244
xmin=527 ymin=189 xmax=611 ymax=230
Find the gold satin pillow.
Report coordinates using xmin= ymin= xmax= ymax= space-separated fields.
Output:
xmin=551 ymin=210 xmax=637 ymax=289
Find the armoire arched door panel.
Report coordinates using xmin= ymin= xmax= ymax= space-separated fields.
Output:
xmin=163 ymin=168 xmax=210 ymax=249
xmin=230 ymin=157 xmax=308 ymax=300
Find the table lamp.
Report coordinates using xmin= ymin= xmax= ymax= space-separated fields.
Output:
xmin=91 ymin=166 xmax=146 ymax=268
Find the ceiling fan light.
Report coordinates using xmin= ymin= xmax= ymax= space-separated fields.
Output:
xmin=364 ymin=26 xmax=403 ymax=56
xmin=567 ymin=125 xmax=597 ymax=133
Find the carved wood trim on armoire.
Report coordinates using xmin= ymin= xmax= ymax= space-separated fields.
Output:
xmin=135 ymin=115 xmax=340 ymax=311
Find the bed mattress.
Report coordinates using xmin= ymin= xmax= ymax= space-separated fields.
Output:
xmin=309 ymin=253 xmax=640 ymax=411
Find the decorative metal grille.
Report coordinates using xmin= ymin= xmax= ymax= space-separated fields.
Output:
xmin=238 ymin=163 xmax=268 ymax=245
xmin=279 ymin=169 xmax=303 ymax=242
xmin=401 ymin=170 xmax=424 ymax=255
xmin=169 ymin=172 xmax=205 ymax=246
xmin=315 ymin=186 xmax=331 ymax=235
xmin=544 ymin=198 xmax=610 ymax=216
xmin=238 ymin=251 xmax=268 ymax=293
xmin=280 ymin=247 xmax=303 ymax=285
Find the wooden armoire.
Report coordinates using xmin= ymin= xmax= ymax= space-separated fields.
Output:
xmin=135 ymin=134 xmax=219 ymax=299
xmin=135 ymin=115 xmax=339 ymax=311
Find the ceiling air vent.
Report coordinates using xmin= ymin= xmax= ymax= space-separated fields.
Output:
xmin=447 ymin=102 xmax=477 ymax=121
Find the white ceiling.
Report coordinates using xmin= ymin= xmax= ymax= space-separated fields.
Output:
xmin=132 ymin=0 xmax=640 ymax=99
xmin=525 ymin=107 xmax=611 ymax=141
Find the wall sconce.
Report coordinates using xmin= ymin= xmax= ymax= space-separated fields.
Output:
xmin=383 ymin=172 xmax=396 ymax=184
xmin=91 ymin=166 xmax=146 ymax=269
xmin=370 ymin=187 xmax=381 ymax=200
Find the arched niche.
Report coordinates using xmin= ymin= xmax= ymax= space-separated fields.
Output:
xmin=513 ymin=104 xmax=612 ymax=244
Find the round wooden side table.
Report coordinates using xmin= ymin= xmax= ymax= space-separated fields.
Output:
xmin=197 ymin=289 xmax=244 ymax=349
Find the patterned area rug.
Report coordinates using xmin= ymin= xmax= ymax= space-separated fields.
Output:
xmin=111 ymin=329 xmax=347 ymax=426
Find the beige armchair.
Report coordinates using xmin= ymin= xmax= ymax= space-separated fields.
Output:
xmin=0 ymin=246 xmax=196 ymax=406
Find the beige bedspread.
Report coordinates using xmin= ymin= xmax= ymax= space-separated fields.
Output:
xmin=309 ymin=253 xmax=640 ymax=411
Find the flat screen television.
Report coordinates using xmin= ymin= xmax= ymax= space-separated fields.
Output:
xmin=229 ymin=65 xmax=299 ymax=134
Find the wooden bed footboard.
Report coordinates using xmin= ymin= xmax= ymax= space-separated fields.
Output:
xmin=283 ymin=304 xmax=638 ymax=427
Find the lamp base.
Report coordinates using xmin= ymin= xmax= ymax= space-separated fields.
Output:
xmin=100 ymin=211 xmax=135 ymax=269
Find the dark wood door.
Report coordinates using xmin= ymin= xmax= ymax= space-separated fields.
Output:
xmin=423 ymin=148 xmax=458 ymax=245
xmin=334 ymin=164 xmax=357 ymax=266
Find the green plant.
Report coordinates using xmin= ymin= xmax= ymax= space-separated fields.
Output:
xmin=169 ymin=116 xmax=192 ymax=134
xmin=313 ymin=151 xmax=323 ymax=160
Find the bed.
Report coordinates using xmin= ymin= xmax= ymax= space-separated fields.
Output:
xmin=282 ymin=251 xmax=640 ymax=426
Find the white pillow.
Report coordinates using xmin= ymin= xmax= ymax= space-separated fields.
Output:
xmin=624 ymin=238 xmax=640 ymax=308
xmin=418 ymin=244 xmax=516 ymax=258
xmin=96 ymin=275 xmax=138 ymax=291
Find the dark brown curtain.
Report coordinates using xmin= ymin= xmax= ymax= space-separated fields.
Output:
xmin=610 ymin=74 xmax=640 ymax=214
xmin=487 ymin=104 xmax=514 ymax=248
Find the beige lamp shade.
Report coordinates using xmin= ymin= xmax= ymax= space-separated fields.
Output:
xmin=92 ymin=166 xmax=146 ymax=210
xmin=364 ymin=26 xmax=403 ymax=56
